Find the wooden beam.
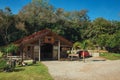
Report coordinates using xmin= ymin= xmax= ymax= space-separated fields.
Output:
xmin=58 ymin=40 xmax=60 ymax=61
xmin=39 ymin=39 xmax=41 ymax=61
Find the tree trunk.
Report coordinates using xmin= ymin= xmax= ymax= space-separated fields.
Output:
xmin=83 ymin=51 xmax=85 ymax=63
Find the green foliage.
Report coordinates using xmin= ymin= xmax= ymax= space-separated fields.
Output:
xmin=0 ymin=44 xmax=18 ymax=54
xmin=82 ymin=41 xmax=87 ymax=50
xmin=80 ymin=40 xmax=88 ymax=50
xmin=96 ymin=34 xmax=109 ymax=47
xmin=0 ymin=58 xmax=6 ymax=70
xmin=85 ymin=40 xmax=95 ymax=49
xmin=100 ymin=53 xmax=120 ymax=60
xmin=88 ymin=18 xmax=112 ymax=39
xmin=73 ymin=40 xmax=89 ymax=50
xmin=73 ymin=41 xmax=81 ymax=50
xmin=108 ymin=31 xmax=120 ymax=48
xmin=73 ymin=40 xmax=96 ymax=50
xmin=0 ymin=7 xmax=24 ymax=45
xmin=96 ymin=31 xmax=120 ymax=49
xmin=87 ymin=18 xmax=120 ymax=53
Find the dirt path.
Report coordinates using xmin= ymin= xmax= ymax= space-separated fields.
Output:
xmin=42 ymin=58 xmax=120 ymax=80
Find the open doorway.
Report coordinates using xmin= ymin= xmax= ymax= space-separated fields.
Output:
xmin=41 ymin=43 xmax=53 ymax=60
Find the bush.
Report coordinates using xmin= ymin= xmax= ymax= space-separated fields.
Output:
xmin=3 ymin=60 xmax=16 ymax=72
xmin=0 ymin=58 xmax=16 ymax=72
xmin=0 ymin=58 xmax=7 ymax=71
xmin=0 ymin=44 xmax=18 ymax=53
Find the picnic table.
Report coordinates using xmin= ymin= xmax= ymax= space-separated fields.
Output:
xmin=68 ymin=53 xmax=79 ymax=60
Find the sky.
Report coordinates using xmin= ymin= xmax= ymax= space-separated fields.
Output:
xmin=0 ymin=0 xmax=120 ymax=21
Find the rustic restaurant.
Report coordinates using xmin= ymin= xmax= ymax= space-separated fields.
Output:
xmin=14 ymin=29 xmax=73 ymax=61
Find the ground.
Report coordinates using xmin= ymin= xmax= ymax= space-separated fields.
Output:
xmin=42 ymin=57 xmax=120 ymax=80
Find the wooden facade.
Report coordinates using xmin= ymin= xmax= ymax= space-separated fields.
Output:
xmin=14 ymin=29 xmax=73 ymax=61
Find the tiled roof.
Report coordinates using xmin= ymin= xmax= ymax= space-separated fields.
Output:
xmin=14 ymin=29 xmax=73 ymax=46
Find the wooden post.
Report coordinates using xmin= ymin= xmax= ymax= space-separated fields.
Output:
xmin=20 ymin=45 xmax=24 ymax=62
xmin=39 ymin=39 xmax=41 ymax=61
xmin=58 ymin=40 xmax=60 ymax=61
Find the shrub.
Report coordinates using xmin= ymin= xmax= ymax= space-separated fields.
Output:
xmin=0 ymin=44 xmax=18 ymax=54
xmin=0 ymin=58 xmax=7 ymax=71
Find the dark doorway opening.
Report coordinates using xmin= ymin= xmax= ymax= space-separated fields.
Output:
xmin=41 ymin=43 xmax=53 ymax=60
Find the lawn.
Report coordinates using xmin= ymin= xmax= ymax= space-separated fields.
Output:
xmin=0 ymin=62 xmax=53 ymax=80
xmin=100 ymin=53 xmax=120 ymax=60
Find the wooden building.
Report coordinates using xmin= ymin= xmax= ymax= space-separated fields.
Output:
xmin=14 ymin=29 xmax=73 ymax=61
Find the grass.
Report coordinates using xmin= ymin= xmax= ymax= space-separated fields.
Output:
xmin=0 ymin=62 xmax=53 ymax=80
xmin=100 ymin=53 xmax=120 ymax=60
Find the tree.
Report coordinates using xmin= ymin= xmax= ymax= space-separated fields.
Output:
xmin=18 ymin=0 xmax=55 ymax=35
xmin=53 ymin=10 xmax=90 ymax=42
xmin=89 ymin=18 xmax=111 ymax=39
xmin=0 ymin=7 xmax=14 ymax=44
xmin=81 ymin=41 xmax=87 ymax=62
xmin=86 ymin=18 xmax=120 ymax=53
xmin=0 ymin=7 xmax=25 ymax=46
xmin=73 ymin=41 xmax=81 ymax=50
xmin=86 ymin=18 xmax=111 ymax=46
xmin=106 ymin=31 xmax=120 ymax=53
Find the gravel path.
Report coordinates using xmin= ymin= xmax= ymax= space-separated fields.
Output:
xmin=42 ymin=58 xmax=120 ymax=80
